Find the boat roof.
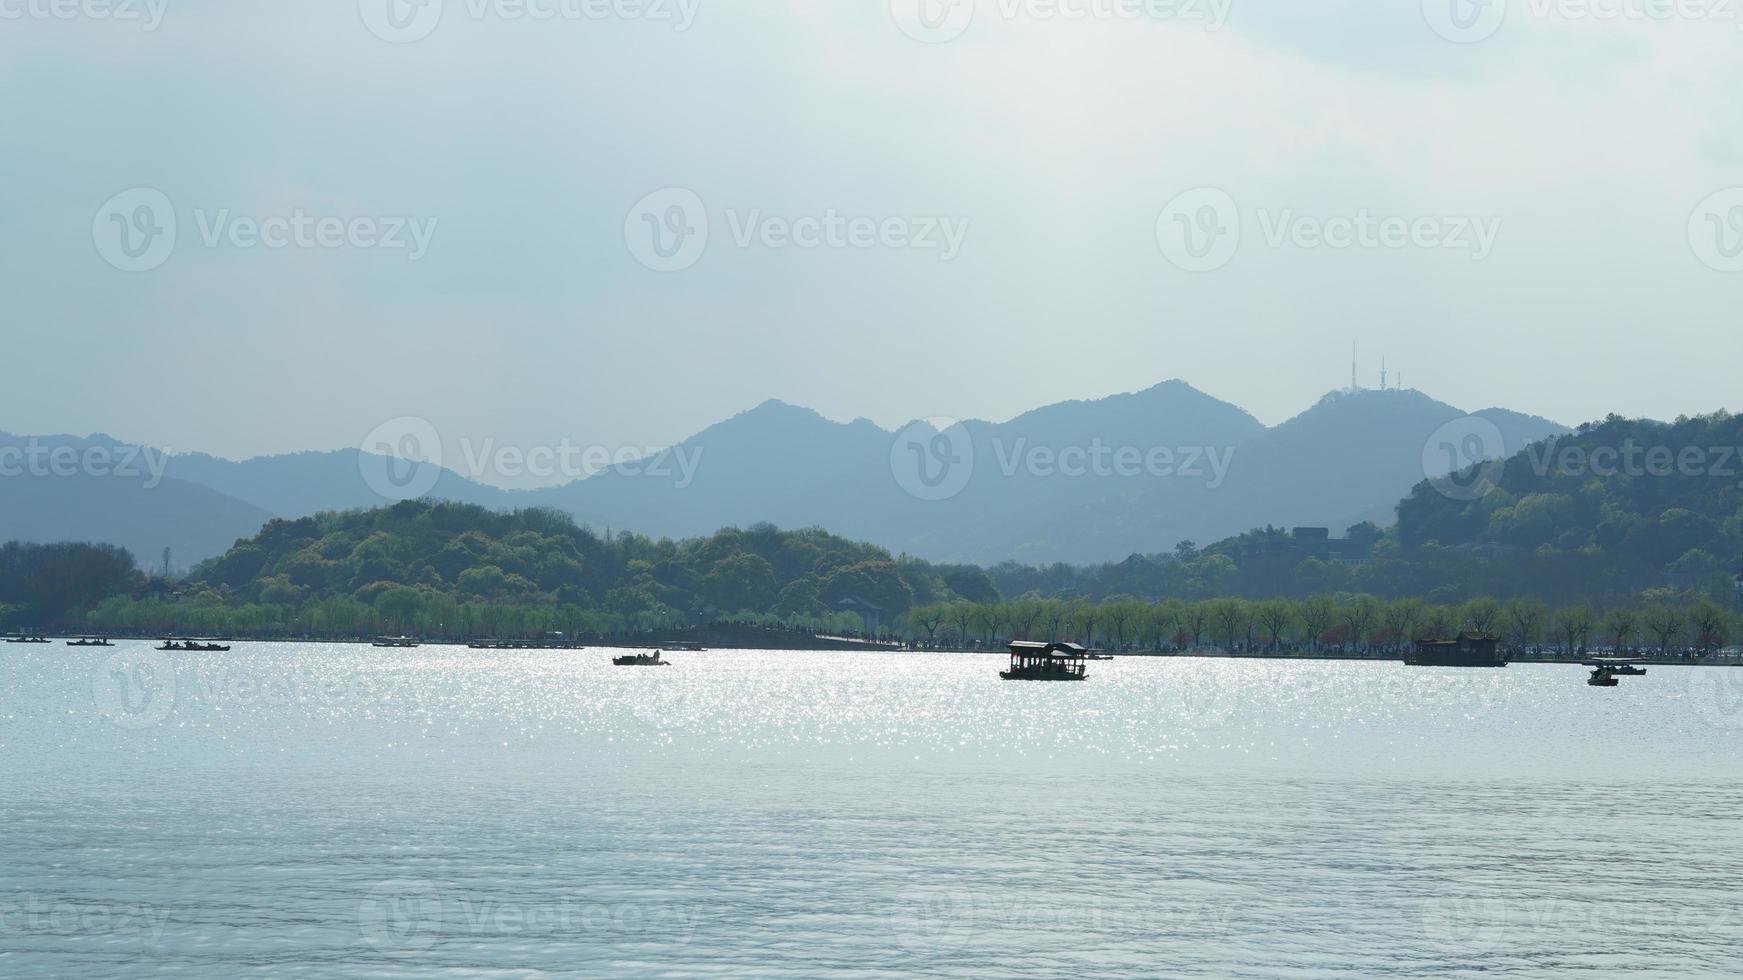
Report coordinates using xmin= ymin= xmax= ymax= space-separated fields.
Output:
xmin=1008 ymin=641 xmax=1088 ymax=657
xmin=1582 ymin=657 xmax=1648 ymax=666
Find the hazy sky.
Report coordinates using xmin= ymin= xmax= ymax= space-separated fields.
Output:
xmin=4 ymin=0 xmax=1741 ymax=471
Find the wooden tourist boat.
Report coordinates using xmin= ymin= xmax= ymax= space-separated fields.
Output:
xmin=1585 ymin=657 xmax=1647 ymax=687
xmin=1000 ymin=641 xmax=1088 ymax=681
xmin=1405 ymin=632 xmax=1507 ymax=667
xmin=157 ymin=639 xmax=231 ymax=652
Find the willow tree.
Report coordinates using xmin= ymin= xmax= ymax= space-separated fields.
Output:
xmin=1007 ymin=598 xmax=1044 ymax=641
xmin=1069 ymin=600 xmax=1101 ymax=647
xmin=1602 ymin=607 xmax=1638 ymax=654
xmin=1462 ymin=597 xmax=1502 ymax=635
xmin=1102 ymin=597 xmax=1145 ymax=650
xmin=1299 ymin=596 xmax=1335 ymax=652
xmin=1554 ymin=605 xmax=1595 ymax=656
xmin=911 ymin=604 xmax=946 ymax=644
xmin=1341 ymin=595 xmax=1381 ymax=653
xmin=1689 ymin=601 xmax=1728 ymax=657
xmin=1182 ymin=600 xmax=1211 ymax=649
xmin=1253 ymin=599 xmax=1296 ymax=652
xmin=947 ymin=601 xmax=976 ymax=648
xmin=1643 ymin=604 xmax=1685 ymax=657
xmin=1384 ymin=598 xmax=1426 ymax=651
xmin=1149 ymin=599 xmax=1184 ymax=651
xmin=1209 ymin=598 xmax=1249 ymax=652
xmin=1503 ymin=598 xmax=1547 ymax=653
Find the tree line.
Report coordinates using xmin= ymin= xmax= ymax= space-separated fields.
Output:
xmin=905 ymin=594 xmax=1737 ymax=660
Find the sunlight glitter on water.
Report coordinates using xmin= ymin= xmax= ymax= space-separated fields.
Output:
xmin=3 ymin=644 xmax=1742 ymax=977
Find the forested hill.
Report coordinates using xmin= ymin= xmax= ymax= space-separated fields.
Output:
xmin=1397 ymin=411 xmax=1742 ymax=585
xmin=185 ymin=500 xmax=997 ymax=629
xmin=979 ymin=412 xmax=1743 ymax=606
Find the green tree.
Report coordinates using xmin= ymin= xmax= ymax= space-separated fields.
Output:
xmin=1208 ymin=598 xmax=1249 ymax=652
xmin=1603 ymin=607 xmax=1638 ymax=654
xmin=1502 ymin=598 xmax=1547 ymax=653
xmin=1554 ymin=605 xmax=1596 ymax=656
xmin=1643 ymin=604 xmax=1685 ymax=658
xmin=1689 ymin=601 xmax=1728 ymax=657
xmin=1253 ymin=599 xmax=1296 ymax=652
xmin=1461 ymin=597 xmax=1502 ymax=635
xmin=1341 ymin=595 xmax=1381 ymax=653
xmin=1299 ymin=596 xmax=1335 ymax=651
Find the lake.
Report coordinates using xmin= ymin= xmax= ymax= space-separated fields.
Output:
xmin=4 ymin=643 xmax=1743 ymax=977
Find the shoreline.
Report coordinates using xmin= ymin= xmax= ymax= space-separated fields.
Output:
xmin=20 ymin=634 xmax=1743 ymax=666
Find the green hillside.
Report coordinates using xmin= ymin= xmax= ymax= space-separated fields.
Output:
xmin=81 ymin=500 xmax=995 ymax=637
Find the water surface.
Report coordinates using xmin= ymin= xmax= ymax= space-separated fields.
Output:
xmin=3 ymin=644 xmax=1742 ymax=977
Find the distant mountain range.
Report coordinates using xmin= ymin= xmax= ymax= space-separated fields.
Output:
xmin=0 ymin=382 xmax=1569 ymax=569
